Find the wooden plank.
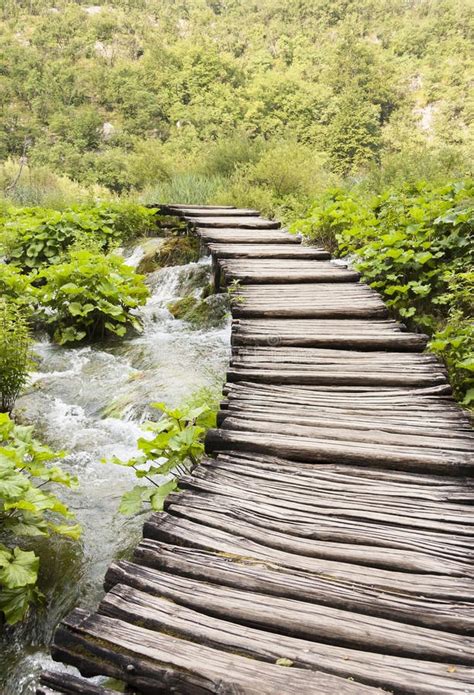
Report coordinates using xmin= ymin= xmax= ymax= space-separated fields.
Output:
xmin=219 ymin=258 xmax=360 ymax=283
xmin=208 ymin=243 xmax=330 ymax=259
xmin=144 ymin=513 xmax=474 ymax=600
xmin=188 ymin=216 xmax=281 ymax=229
xmin=231 ymin=283 xmax=390 ymax=317
xmin=231 ymin=318 xmax=430 ymax=350
xmin=52 ymin=609 xmax=381 ymax=695
xmin=205 ymin=428 xmax=474 ymax=474
xmin=227 ymin=366 xmax=445 ymax=386
xmin=169 ymin=473 xmax=474 ymax=542
xmin=96 ymin=565 xmax=474 ymax=661
xmin=37 ymin=671 xmax=116 ymax=695
xmin=131 ymin=540 xmax=474 ymax=635
xmin=197 ymin=228 xmax=299 ymax=243
xmin=213 ymin=452 xmax=474 ymax=499
xmin=166 ymin=492 xmax=474 ymax=566
xmin=167 ymin=496 xmax=474 ymax=575
xmin=100 ymin=578 xmax=474 ymax=695
xmin=218 ymin=415 xmax=474 ymax=455
xmin=173 ymin=207 xmax=259 ymax=217
xmin=122 ymin=541 xmax=474 ymax=633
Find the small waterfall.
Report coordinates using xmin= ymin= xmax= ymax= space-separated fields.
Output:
xmin=1 ymin=251 xmax=231 ymax=695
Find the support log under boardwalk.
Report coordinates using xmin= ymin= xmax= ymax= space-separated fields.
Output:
xmin=43 ymin=204 xmax=474 ymax=695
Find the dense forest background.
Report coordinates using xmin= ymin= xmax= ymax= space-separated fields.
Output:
xmin=0 ymin=0 xmax=472 ymax=209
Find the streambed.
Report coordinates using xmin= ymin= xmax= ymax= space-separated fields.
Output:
xmin=0 ymin=256 xmax=230 ymax=694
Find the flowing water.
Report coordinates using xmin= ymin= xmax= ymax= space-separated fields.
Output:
xmin=0 ymin=254 xmax=231 ymax=694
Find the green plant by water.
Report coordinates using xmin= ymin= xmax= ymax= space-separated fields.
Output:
xmin=292 ymin=179 xmax=474 ymax=403
xmin=34 ymin=250 xmax=150 ymax=344
xmin=107 ymin=401 xmax=216 ymax=516
xmin=0 ymin=300 xmax=34 ymax=414
xmin=0 ymin=414 xmax=81 ymax=625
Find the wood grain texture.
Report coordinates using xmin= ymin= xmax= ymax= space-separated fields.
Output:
xmin=53 ymin=609 xmax=384 ymax=695
xmin=37 ymin=671 xmax=116 ymax=695
xmin=99 ymin=578 xmax=474 ymax=695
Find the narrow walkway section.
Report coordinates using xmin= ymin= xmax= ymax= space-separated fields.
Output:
xmin=41 ymin=206 xmax=474 ymax=695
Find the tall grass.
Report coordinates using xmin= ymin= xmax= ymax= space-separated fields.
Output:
xmin=140 ymin=173 xmax=227 ymax=205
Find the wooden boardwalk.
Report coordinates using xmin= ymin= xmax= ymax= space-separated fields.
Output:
xmin=40 ymin=206 xmax=474 ymax=695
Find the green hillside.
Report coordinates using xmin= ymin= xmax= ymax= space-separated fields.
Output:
xmin=0 ymin=0 xmax=472 ymax=204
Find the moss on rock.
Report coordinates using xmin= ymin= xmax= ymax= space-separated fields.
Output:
xmin=167 ymin=293 xmax=229 ymax=329
xmin=137 ymin=235 xmax=200 ymax=273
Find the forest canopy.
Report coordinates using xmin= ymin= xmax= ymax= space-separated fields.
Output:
xmin=0 ymin=0 xmax=472 ymax=202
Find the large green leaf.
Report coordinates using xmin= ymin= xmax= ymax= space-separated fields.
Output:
xmin=118 ymin=485 xmax=152 ymax=515
xmin=0 ymin=584 xmax=40 ymax=624
xmin=0 ymin=470 xmax=30 ymax=500
xmin=0 ymin=547 xmax=39 ymax=589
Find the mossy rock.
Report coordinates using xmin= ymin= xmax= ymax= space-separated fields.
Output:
xmin=168 ymin=293 xmax=229 ymax=329
xmin=137 ymin=235 xmax=200 ymax=273
xmin=135 ymin=237 xmax=165 ymax=273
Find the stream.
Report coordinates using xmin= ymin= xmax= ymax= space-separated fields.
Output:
xmin=0 ymin=254 xmax=231 ymax=694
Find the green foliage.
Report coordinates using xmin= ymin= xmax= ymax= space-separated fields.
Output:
xmin=142 ymin=174 xmax=226 ymax=206
xmin=107 ymin=402 xmax=216 ymax=515
xmin=0 ymin=413 xmax=80 ymax=623
xmin=2 ymin=203 xmax=157 ymax=270
xmin=429 ymin=271 xmax=474 ymax=404
xmin=430 ymin=316 xmax=474 ymax=405
xmin=202 ymin=135 xmax=264 ymax=178
xmin=292 ymin=179 xmax=474 ymax=400
xmin=0 ymin=299 xmax=34 ymax=414
xmin=33 ymin=251 xmax=149 ymax=345
xmin=0 ymin=263 xmax=33 ymax=306
xmin=1 ymin=0 xmax=472 ymax=205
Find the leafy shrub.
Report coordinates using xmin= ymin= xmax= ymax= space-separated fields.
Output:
xmin=430 ymin=317 xmax=474 ymax=405
xmin=0 ymin=264 xmax=33 ymax=306
xmin=0 ymin=413 xmax=80 ymax=624
xmin=292 ymin=180 xmax=474 ymax=400
xmin=33 ymin=251 xmax=149 ymax=345
xmin=107 ymin=402 xmax=216 ymax=515
xmin=429 ymin=272 xmax=474 ymax=404
xmin=2 ymin=203 xmax=158 ymax=270
xmin=0 ymin=299 xmax=34 ymax=414
xmin=202 ymin=135 xmax=263 ymax=177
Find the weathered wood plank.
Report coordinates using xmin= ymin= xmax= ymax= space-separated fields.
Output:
xmin=196 ymin=227 xmax=300 ymax=243
xmin=231 ymin=318 xmax=429 ymax=349
xmin=219 ymin=258 xmax=360 ymax=282
xmin=127 ymin=542 xmax=474 ymax=634
xmin=212 ymin=452 xmax=474 ymax=500
xmin=208 ymin=243 xmax=330 ymax=258
xmin=144 ymin=513 xmax=474 ymax=600
xmin=173 ymin=207 xmax=259 ymax=217
xmin=98 ymin=564 xmax=474 ymax=661
xmin=53 ymin=609 xmax=382 ymax=695
xmin=189 ymin=216 xmax=281 ymax=228
xmin=100 ymin=577 xmax=474 ymax=694
xmin=205 ymin=427 xmax=474 ymax=473
xmin=37 ymin=671 xmax=116 ymax=695
xmin=166 ymin=484 xmax=474 ymax=557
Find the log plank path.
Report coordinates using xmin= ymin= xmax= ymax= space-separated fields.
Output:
xmin=40 ymin=205 xmax=474 ymax=695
